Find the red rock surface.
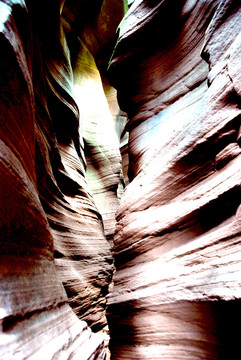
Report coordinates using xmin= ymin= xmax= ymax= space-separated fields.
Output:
xmin=1 ymin=0 xmax=241 ymax=359
xmin=107 ymin=0 xmax=241 ymax=359
xmin=0 ymin=0 xmax=124 ymax=358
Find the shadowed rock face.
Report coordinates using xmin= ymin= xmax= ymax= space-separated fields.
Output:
xmin=107 ymin=0 xmax=241 ymax=359
xmin=1 ymin=0 xmax=241 ymax=359
xmin=0 ymin=0 xmax=124 ymax=358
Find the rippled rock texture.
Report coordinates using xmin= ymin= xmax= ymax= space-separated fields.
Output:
xmin=2 ymin=0 xmax=241 ymax=359
xmin=107 ymin=0 xmax=241 ymax=359
xmin=0 ymin=0 xmax=124 ymax=358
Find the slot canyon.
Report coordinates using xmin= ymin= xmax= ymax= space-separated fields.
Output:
xmin=0 ymin=0 xmax=241 ymax=359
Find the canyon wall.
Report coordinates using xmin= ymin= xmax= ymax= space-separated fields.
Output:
xmin=107 ymin=0 xmax=241 ymax=359
xmin=0 ymin=0 xmax=124 ymax=358
xmin=1 ymin=0 xmax=241 ymax=359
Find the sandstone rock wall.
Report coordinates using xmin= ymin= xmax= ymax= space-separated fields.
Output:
xmin=0 ymin=0 xmax=124 ymax=358
xmin=107 ymin=0 xmax=241 ymax=359
xmin=1 ymin=0 xmax=241 ymax=359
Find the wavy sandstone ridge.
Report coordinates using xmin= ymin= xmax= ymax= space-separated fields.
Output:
xmin=0 ymin=0 xmax=124 ymax=358
xmin=1 ymin=0 xmax=241 ymax=359
xmin=107 ymin=0 xmax=241 ymax=359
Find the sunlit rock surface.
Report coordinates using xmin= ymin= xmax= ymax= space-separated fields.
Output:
xmin=2 ymin=0 xmax=241 ymax=358
xmin=0 ymin=0 xmax=124 ymax=358
xmin=72 ymin=40 xmax=121 ymax=245
xmin=107 ymin=0 xmax=241 ymax=359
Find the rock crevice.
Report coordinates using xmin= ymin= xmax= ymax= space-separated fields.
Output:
xmin=1 ymin=0 xmax=241 ymax=359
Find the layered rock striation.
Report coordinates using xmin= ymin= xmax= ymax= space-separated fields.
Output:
xmin=107 ymin=0 xmax=241 ymax=359
xmin=1 ymin=0 xmax=241 ymax=359
xmin=0 ymin=0 xmax=124 ymax=358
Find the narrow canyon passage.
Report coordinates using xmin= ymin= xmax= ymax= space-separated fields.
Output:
xmin=0 ymin=0 xmax=241 ymax=359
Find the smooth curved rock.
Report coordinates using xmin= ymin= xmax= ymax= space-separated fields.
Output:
xmin=71 ymin=39 xmax=121 ymax=245
xmin=2 ymin=0 xmax=241 ymax=358
xmin=0 ymin=0 xmax=124 ymax=358
xmin=107 ymin=0 xmax=241 ymax=359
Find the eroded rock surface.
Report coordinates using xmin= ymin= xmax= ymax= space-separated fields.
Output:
xmin=0 ymin=0 xmax=124 ymax=358
xmin=1 ymin=0 xmax=241 ymax=359
xmin=107 ymin=0 xmax=241 ymax=359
